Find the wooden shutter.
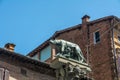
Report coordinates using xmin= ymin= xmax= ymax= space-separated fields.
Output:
xmin=5 ymin=69 xmax=9 ymax=80
xmin=0 ymin=68 xmax=4 ymax=80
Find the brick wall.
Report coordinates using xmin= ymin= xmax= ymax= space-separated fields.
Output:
xmin=54 ymin=20 xmax=114 ymax=80
xmin=0 ymin=55 xmax=55 ymax=80
xmin=56 ymin=27 xmax=87 ymax=58
xmin=89 ymin=20 xmax=113 ymax=80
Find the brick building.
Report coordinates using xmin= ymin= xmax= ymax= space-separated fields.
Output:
xmin=0 ymin=43 xmax=91 ymax=80
xmin=27 ymin=15 xmax=120 ymax=80
xmin=0 ymin=43 xmax=55 ymax=80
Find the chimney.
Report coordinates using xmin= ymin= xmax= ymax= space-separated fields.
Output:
xmin=4 ymin=43 xmax=16 ymax=52
xmin=82 ymin=15 xmax=90 ymax=23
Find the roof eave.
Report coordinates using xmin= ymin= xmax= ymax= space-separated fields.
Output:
xmin=27 ymin=15 xmax=119 ymax=57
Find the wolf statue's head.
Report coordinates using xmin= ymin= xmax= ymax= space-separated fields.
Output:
xmin=50 ymin=39 xmax=63 ymax=55
xmin=49 ymin=39 xmax=62 ymax=46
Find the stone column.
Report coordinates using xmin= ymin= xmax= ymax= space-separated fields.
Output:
xmin=51 ymin=44 xmax=57 ymax=60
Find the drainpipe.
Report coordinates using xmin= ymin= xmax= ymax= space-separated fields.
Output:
xmin=111 ymin=18 xmax=119 ymax=80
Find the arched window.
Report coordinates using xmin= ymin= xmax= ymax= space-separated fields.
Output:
xmin=0 ymin=68 xmax=9 ymax=80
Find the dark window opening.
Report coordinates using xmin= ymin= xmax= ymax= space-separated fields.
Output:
xmin=118 ymin=36 xmax=120 ymax=42
xmin=94 ymin=31 xmax=100 ymax=43
xmin=21 ymin=68 xmax=27 ymax=76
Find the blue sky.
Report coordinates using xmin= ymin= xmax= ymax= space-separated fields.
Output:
xmin=0 ymin=0 xmax=120 ymax=55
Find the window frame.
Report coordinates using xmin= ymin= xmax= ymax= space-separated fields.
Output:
xmin=0 ymin=68 xmax=9 ymax=80
xmin=40 ymin=46 xmax=51 ymax=62
xmin=118 ymin=36 xmax=120 ymax=42
xmin=21 ymin=68 xmax=27 ymax=76
xmin=93 ymin=30 xmax=100 ymax=44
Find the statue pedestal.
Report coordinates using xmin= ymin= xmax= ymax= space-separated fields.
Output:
xmin=50 ymin=56 xmax=92 ymax=80
xmin=50 ymin=56 xmax=91 ymax=72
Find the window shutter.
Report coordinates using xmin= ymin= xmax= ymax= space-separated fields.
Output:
xmin=0 ymin=68 xmax=4 ymax=80
xmin=5 ymin=70 xmax=9 ymax=80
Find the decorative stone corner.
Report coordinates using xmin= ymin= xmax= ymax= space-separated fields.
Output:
xmin=50 ymin=56 xmax=92 ymax=80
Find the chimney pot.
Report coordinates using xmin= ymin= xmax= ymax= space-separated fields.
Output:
xmin=4 ymin=43 xmax=16 ymax=52
xmin=82 ymin=15 xmax=90 ymax=23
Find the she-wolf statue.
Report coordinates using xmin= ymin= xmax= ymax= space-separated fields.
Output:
xmin=50 ymin=39 xmax=86 ymax=63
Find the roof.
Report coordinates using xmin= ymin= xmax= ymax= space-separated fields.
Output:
xmin=0 ymin=48 xmax=93 ymax=79
xmin=0 ymin=48 xmax=55 ymax=76
xmin=27 ymin=15 xmax=120 ymax=57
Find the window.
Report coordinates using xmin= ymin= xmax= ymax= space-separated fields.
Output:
xmin=0 ymin=68 xmax=4 ymax=80
xmin=0 ymin=68 xmax=9 ymax=80
xmin=94 ymin=31 xmax=100 ymax=44
xmin=118 ymin=36 xmax=120 ymax=42
xmin=40 ymin=46 xmax=51 ymax=62
xmin=21 ymin=68 xmax=27 ymax=76
xmin=31 ymin=54 xmax=39 ymax=60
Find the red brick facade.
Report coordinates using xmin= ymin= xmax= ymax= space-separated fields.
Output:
xmin=54 ymin=20 xmax=113 ymax=80
xmin=28 ymin=15 xmax=120 ymax=80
